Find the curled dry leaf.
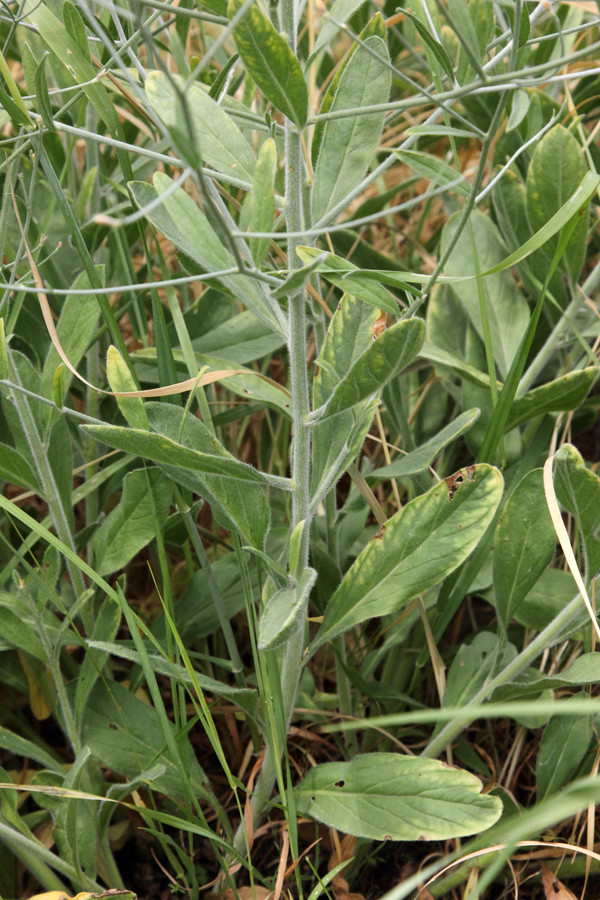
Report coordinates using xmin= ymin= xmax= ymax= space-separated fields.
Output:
xmin=541 ymin=863 xmax=579 ymax=900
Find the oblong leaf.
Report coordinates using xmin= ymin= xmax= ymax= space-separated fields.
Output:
xmin=91 ymin=467 xmax=172 ymax=577
xmin=145 ymin=71 xmax=256 ymax=183
xmin=312 ymin=464 xmax=503 ymax=650
xmin=294 ymin=753 xmax=502 ymax=840
xmin=83 ymin=422 xmax=269 ymax=483
xmin=228 ymin=0 xmax=307 ymax=128
xmin=312 ymin=35 xmax=391 ymax=223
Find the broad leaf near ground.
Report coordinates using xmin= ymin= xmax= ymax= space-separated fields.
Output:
xmin=91 ymin=467 xmax=172 ymax=577
xmin=536 ymin=692 xmax=593 ymax=800
xmin=145 ymin=71 xmax=256 ymax=183
xmin=312 ymin=464 xmax=503 ymax=650
xmin=312 ymin=35 xmax=391 ymax=224
xmin=294 ymin=753 xmax=502 ymax=840
xmin=554 ymin=443 xmax=600 ymax=582
xmin=79 ymin=680 xmax=208 ymax=803
xmin=0 ymin=442 xmax=42 ymax=493
xmin=493 ymin=469 xmax=556 ymax=629
xmin=228 ymin=0 xmax=307 ymax=129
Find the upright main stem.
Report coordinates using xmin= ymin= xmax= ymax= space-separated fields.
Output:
xmin=236 ymin=0 xmax=312 ymax=847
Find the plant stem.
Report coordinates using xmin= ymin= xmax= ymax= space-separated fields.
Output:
xmin=234 ymin=0 xmax=311 ymax=850
xmin=422 ymin=588 xmax=591 ymax=758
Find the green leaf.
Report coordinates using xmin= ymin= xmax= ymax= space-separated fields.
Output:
xmin=106 ymin=345 xmax=150 ymax=431
xmin=420 ymin=342 xmax=499 ymax=390
xmin=145 ymin=71 xmax=256 ymax=183
xmin=400 ymin=9 xmax=455 ymax=82
xmin=79 ymin=680 xmax=208 ymax=803
xmin=536 ymin=693 xmax=593 ymax=800
xmin=192 ymin=309 xmax=285 ymax=364
xmin=0 ymin=726 xmax=63 ymax=774
xmin=312 ymin=317 xmax=425 ymax=422
xmin=0 ymin=443 xmax=42 ymax=493
xmin=526 ymin=124 xmax=589 ymax=286
xmin=39 ymin=267 xmax=102 ymax=427
xmin=82 ymin=422 xmax=271 ymax=484
xmin=91 ymin=467 xmax=172 ymax=577
xmin=296 ymin=246 xmax=400 ymax=314
xmin=75 ymin=598 xmax=122 ymax=722
xmin=145 ymin=402 xmax=271 ymax=549
xmin=258 ymin=568 xmax=317 ymax=650
xmin=130 ymin=174 xmax=287 ymax=337
xmin=441 ymin=210 xmax=530 ymax=379
xmin=508 ymin=369 xmax=596 ymax=430
xmin=493 ymin=653 xmax=600 ymax=702
xmin=554 ymin=443 xmax=600 ymax=582
xmin=294 ymin=753 xmax=502 ymax=840
xmin=507 ymin=88 xmax=530 ymax=132
xmin=493 ymin=469 xmax=556 ymax=629
xmin=404 ymin=125 xmax=478 ymax=139
xmin=395 ymin=150 xmax=471 ymax=198
xmin=312 ymin=35 xmax=391 ymax=224
xmin=311 ymin=296 xmax=383 ymax=498
xmin=0 ymin=606 xmax=47 ymax=661
xmin=228 ymin=0 xmax=308 ymax=129
xmin=62 ymin=0 xmax=90 ymax=60
xmin=368 ymin=409 xmax=480 ymax=481
xmin=309 ymin=0 xmax=367 ymax=59
xmin=312 ymin=464 xmax=503 ymax=650
xmin=246 ymin=137 xmax=276 ymax=266
xmin=86 ymin=641 xmax=258 ymax=722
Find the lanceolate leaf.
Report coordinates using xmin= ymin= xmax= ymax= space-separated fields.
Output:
xmin=82 ymin=422 xmax=271 ymax=484
xmin=294 ymin=754 xmax=502 ymax=840
xmin=312 ymin=464 xmax=503 ymax=650
xmin=129 ymin=174 xmax=287 ymax=337
xmin=396 ymin=150 xmax=471 ymax=198
xmin=296 ymin=246 xmax=400 ymax=314
xmin=508 ymin=369 xmax=596 ymax=430
xmin=368 ymin=408 xmax=480 ymax=480
xmin=258 ymin=568 xmax=317 ymax=650
xmin=91 ymin=467 xmax=172 ymax=577
xmin=228 ymin=0 xmax=308 ymax=129
xmin=312 ymin=35 xmax=391 ymax=224
xmin=554 ymin=443 xmax=600 ymax=582
xmin=312 ymin=317 xmax=425 ymax=421
xmin=309 ymin=0 xmax=367 ymax=60
xmin=145 ymin=72 xmax=256 ymax=183
xmin=493 ymin=469 xmax=556 ymax=629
